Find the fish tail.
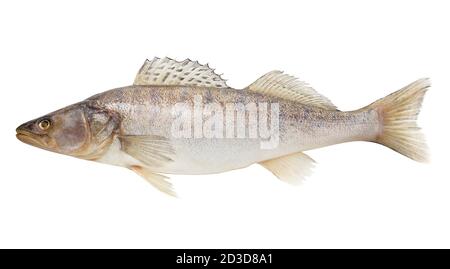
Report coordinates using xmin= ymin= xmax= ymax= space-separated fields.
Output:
xmin=366 ymin=78 xmax=430 ymax=162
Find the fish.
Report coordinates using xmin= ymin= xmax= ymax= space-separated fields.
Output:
xmin=16 ymin=57 xmax=429 ymax=196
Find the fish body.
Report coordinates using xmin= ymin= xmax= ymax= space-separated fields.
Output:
xmin=88 ymin=85 xmax=379 ymax=174
xmin=16 ymin=57 xmax=429 ymax=195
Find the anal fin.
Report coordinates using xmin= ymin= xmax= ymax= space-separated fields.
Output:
xmin=130 ymin=165 xmax=176 ymax=197
xmin=259 ymin=152 xmax=315 ymax=185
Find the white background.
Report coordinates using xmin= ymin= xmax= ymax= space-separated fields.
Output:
xmin=0 ymin=0 xmax=449 ymax=248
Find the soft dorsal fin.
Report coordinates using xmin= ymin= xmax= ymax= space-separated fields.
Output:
xmin=248 ymin=71 xmax=338 ymax=110
xmin=134 ymin=57 xmax=229 ymax=88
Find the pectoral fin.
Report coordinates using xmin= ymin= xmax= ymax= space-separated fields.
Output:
xmin=119 ymin=135 xmax=175 ymax=168
xmin=259 ymin=152 xmax=315 ymax=185
xmin=130 ymin=165 xmax=176 ymax=197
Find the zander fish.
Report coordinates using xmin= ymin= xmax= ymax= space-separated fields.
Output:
xmin=16 ymin=57 xmax=429 ymax=196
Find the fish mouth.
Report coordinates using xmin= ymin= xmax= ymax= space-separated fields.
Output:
xmin=16 ymin=129 xmax=47 ymax=148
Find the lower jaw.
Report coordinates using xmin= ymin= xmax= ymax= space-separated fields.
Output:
xmin=16 ymin=133 xmax=46 ymax=148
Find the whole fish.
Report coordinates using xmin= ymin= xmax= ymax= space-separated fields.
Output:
xmin=16 ymin=57 xmax=429 ymax=196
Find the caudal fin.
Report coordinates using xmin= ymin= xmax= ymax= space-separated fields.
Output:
xmin=367 ymin=78 xmax=430 ymax=162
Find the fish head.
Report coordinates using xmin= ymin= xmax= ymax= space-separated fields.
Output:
xmin=16 ymin=102 xmax=119 ymax=159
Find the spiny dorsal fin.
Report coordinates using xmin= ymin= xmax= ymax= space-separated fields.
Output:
xmin=134 ymin=57 xmax=229 ymax=88
xmin=248 ymin=71 xmax=338 ymax=110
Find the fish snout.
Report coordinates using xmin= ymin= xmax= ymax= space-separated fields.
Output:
xmin=16 ymin=120 xmax=49 ymax=148
xmin=16 ymin=121 xmax=34 ymax=134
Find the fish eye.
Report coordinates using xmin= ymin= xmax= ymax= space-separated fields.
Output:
xmin=38 ymin=119 xmax=51 ymax=130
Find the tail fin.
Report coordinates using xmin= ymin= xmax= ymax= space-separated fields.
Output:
xmin=367 ymin=78 xmax=430 ymax=162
